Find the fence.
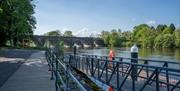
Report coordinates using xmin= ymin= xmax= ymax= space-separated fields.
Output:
xmin=46 ymin=48 xmax=180 ymax=91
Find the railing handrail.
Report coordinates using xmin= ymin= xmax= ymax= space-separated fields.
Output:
xmin=71 ymin=54 xmax=180 ymax=91
xmin=46 ymin=48 xmax=180 ymax=91
xmin=75 ymin=55 xmax=180 ymax=73
xmin=46 ymin=49 xmax=87 ymax=91
xmin=55 ymin=56 xmax=87 ymax=91
xmin=81 ymin=54 xmax=180 ymax=64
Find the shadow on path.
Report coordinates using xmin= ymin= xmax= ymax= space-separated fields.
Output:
xmin=0 ymin=49 xmax=39 ymax=87
xmin=0 ymin=61 xmax=23 ymax=87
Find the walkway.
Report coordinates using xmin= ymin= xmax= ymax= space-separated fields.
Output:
xmin=0 ymin=51 xmax=55 ymax=91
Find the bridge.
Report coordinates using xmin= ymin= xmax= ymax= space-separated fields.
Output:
xmin=45 ymin=47 xmax=180 ymax=91
xmin=32 ymin=35 xmax=104 ymax=48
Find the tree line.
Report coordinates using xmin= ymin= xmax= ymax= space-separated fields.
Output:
xmin=44 ymin=30 xmax=74 ymax=37
xmin=101 ymin=24 xmax=180 ymax=48
xmin=0 ymin=0 xmax=36 ymax=47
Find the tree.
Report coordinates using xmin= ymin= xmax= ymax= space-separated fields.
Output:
xmin=174 ymin=28 xmax=180 ymax=48
xmin=156 ymin=24 xmax=167 ymax=32
xmin=99 ymin=24 xmax=179 ymax=48
xmin=101 ymin=30 xmax=124 ymax=48
xmin=163 ymin=24 xmax=175 ymax=34
xmin=132 ymin=24 xmax=152 ymax=47
xmin=101 ymin=31 xmax=110 ymax=46
xmin=154 ymin=35 xmax=164 ymax=48
xmin=0 ymin=0 xmax=36 ymax=46
xmin=45 ymin=30 xmax=62 ymax=36
xmin=169 ymin=23 xmax=175 ymax=33
xmin=64 ymin=30 xmax=73 ymax=37
xmin=162 ymin=34 xmax=174 ymax=48
xmin=109 ymin=31 xmax=120 ymax=47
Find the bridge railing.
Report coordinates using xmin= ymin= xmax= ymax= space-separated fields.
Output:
xmin=70 ymin=54 xmax=180 ymax=91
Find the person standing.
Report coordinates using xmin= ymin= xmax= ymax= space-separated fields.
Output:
xmin=109 ymin=49 xmax=115 ymax=61
xmin=108 ymin=49 xmax=115 ymax=68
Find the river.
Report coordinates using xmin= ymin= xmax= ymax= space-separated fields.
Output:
xmin=79 ymin=47 xmax=180 ymax=62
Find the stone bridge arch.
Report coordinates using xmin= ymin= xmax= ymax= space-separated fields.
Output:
xmin=32 ymin=35 xmax=104 ymax=48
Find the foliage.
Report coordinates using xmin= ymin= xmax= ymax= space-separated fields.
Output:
xmin=63 ymin=30 xmax=73 ymax=37
xmin=101 ymin=31 xmax=110 ymax=45
xmin=101 ymin=29 xmax=126 ymax=48
xmin=162 ymin=34 xmax=174 ymax=48
xmin=156 ymin=24 xmax=167 ymax=33
xmin=100 ymin=24 xmax=179 ymax=48
xmin=45 ymin=30 xmax=61 ymax=36
xmin=0 ymin=0 xmax=36 ymax=46
xmin=58 ymin=41 xmax=64 ymax=56
xmin=154 ymin=35 xmax=164 ymax=48
xmin=174 ymin=28 xmax=180 ymax=48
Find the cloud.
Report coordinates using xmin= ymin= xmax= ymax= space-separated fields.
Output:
xmin=62 ymin=28 xmax=71 ymax=33
xmin=146 ymin=20 xmax=156 ymax=25
xmin=73 ymin=27 xmax=100 ymax=37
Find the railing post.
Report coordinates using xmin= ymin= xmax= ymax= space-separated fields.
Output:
xmin=82 ymin=57 xmax=85 ymax=72
xmin=131 ymin=44 xmax=138 ymax=81
xmin=73 ymin=45 xmax=77 ymax=55
xmin=65 ymin=55 xmax=70 ymax=91
xmin=132 ymin=65 xmax=136 ymax=91
xmin=91 ymin=58 xmax=94 ymax=76
xmin=51 ymin=50 xmax=54 ymax=80
xmin=55 ymin=55 xmax=59 ymax=91
xmin=97 ymin=59 xmax=100 ymax=79
xmin=119 ymin=58 xmax=124 ymax=77
xmin=145 ymin=60 xmax=149 ymax=80
xmin=106 ymin=60 xmax=108 ymax=84
xmin=85 ymin=58 xmax=88 ymax=74
xmin=55 ymin=55 xmax=59 ymax=71
xmin=117 ymin=62 xmax=120 ymax=91
xmin=155 ymin=68 xmax=159 ymax=91
xmin=164 ymin=62 xmax=170 ymax=91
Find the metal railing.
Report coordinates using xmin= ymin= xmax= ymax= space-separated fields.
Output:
xmin=83 ymin=55 xmax=180 ymax=68
xmin=46 ymin=48 xmax=180 ymax=91
xmin=45 ymin=49 xmax=87 ymax=91
xmin=69 ymin=55 xmax=180 ymax=91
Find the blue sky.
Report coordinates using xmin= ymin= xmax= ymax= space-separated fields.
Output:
xmin=34 ymin=0 xmax=180 ymax=35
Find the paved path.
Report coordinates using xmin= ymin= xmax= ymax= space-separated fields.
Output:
xmin=0 ymin=51 xmax=55 ymax=91
xmin=0 ymin=49 xmax=36 ymax=87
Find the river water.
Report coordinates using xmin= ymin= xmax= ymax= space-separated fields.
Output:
xmin=79 ymin=47 xmax=180 ymax=62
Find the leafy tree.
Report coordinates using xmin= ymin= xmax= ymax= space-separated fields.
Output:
xmin=132 ymin=24 xmax=154 ymax=47
xmin=45 ymin=30 xmax=62 ymax=36
xmin=156 ymin=24 xmax=167 ymax=32
xmin=99 ymin=23 xmax=179 ymax=48
xmin=163 ymin=24 xmax=175 ymax=34
xmin=162 ymin=34 xmax=174 ymax=48
xmin=154 ymin=35 xmax=164 ymax=48
xmin=101 ymin=31 xmax=110 ymax=46
xmin=109 ymin=31 xmax=120 ymax=47
xmin=174 ymin=28 xmax=180 ymax=48
xmin=0 ymin=0 xmax=36 ymax=46
xmin=169 ymin=23 xmax=176 ymax=33
xmin=64 ymin=30 xmax=73 ymax=37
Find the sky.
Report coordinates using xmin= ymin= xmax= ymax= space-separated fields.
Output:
xmin=34 ymin=0 xmax=180 ymax=36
